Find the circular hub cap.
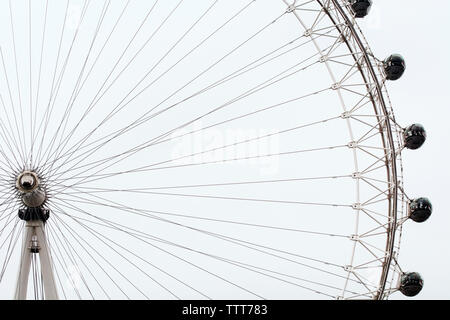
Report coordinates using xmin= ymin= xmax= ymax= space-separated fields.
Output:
xmin=16 ymin=171 xmax=40 ymax=193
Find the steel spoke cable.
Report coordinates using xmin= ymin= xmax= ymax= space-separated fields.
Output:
xmin=51 ymin=215 xmax=130 ymax=300
xmin=45 ymin=220 xmax=92 ymax=299
xmin=44 ymin=225 xmax=68 ymax=300
xmin=38 ymin=0 xmax=111 ymax=171
xmin=61 ymin=217 xmax=183 ymax=300
xmin=49 ymin=144 xmax=347 ymax=189
xmin=33 ymin=0 xmax=72 ymax=165
xmin=28 ymin=0 xmax=33 ymax=169
xmin=52 ymin=207 xmax=185 ymax=300
xmin=0 ymin=193 xmax=20 ymax=219
xmin=47 ymin=79 xmax=332 ymax=180
xmin=0 ymin=219 xmax=22 ymax=284
xmin=50 ymin=196 xmax=367 ymax=291
xmin=42 ymin=28 xmax=322 ymax=173
xmin=69 ymin=0 xmax=132 ymax=101
xmin=0 ymin=48 xmax=27 ymax=164
xmin=47 ymin=221 xmax=109 ymax=299
xmin=0 ymin=195 xmax=21 ymax=235
xmin=52 ymin=204 xmax=183 ymax=300
xmin=44 ymin=16 xmax=348 ymax=178
xmin=205 ymin=255 xmax=357 ymax=298
xmin=0 ymin=205 xmax=19 ymax=227
xmin=75 ymin=210 xmax=341 ymax=299
xmin=45 ymin=225 xmax=83 ymax=299
xmin=34 ymin=0 xmax=92 ymax=166
xmin=48 ymin=201 xmax=358 ymax=288
xmin=46 ymin=223 xmax=95 ymax=299
xmin=0 ymin=224 xmax=22 ymax=286
xmin=46 ymin=57 xmax=333 ymax=187
xmin=52 ymin=217 xmax=204 ymax=300
xmin=33 ymin=0 xmax=92 ymax=167
xmin=51 ymin=214 xmax=133 ymax=299
xmin=0 ymin=208 xmax=19 ymax=225
xmin=0 ymin=139 xmax=20 ymax=174
xmin=41 ymin=0 xmax=268 ymax=172
xmin=53 ymin=202 xmax=264 ymax=299
xmin=30 ymin=0 xmax=49 ymax=170
xmin=8 ymin=0 xmax=27 ymax=161
xmin=53 ymin=184 xmax=351 ymax=239
xmin=51 ymin=203 xmax=213 ymax=299
xmin=212 ymin=256 xmax=345 ymax=295
xmin=0 ymin=146 xmax=18 ymax=174
xmin=120 ymin=88 xmax=331 ymax=156
xmin=69 ymin=190 xmax=352 ymax=209
xmin=59 ymin=174 xmax=353 ymax=193
xmin=0 ymin=213 xmax=21 ymax=250
xmin=31 ymin=0 xmax=131 ymax=171
xmin=37 ymin=0 xmax=175 ymax=167
xmin=48 ymin=0 xmax=219 ymax=172
xmin=47 ymin=222 xmax=91 ymax=299
xmin=49 ymin=144 xmax=347 ymax=188
xmin=51 ymin=194 xmax=351 ymax=272
xmin=48 ymin=206 xmax=375 ymax=295
xmin=44 ymin=33 xmax=332 ymax=180
xmin=0 ymin=95 xmax=25 ymax=169
xmin=30 ymin=0 xmax=111 ymax=171
xmin=0 ymin=187 xmax=15 ymax=202
xmin=37 ymin=0 xmax=160 ymax=168
xmin=0 ymin=131 xmax=22 ymax=174
xmin=44 ymin=82 xmax=326 ymax=178
xmin=47 ymin=97 xmax=339 ymax=181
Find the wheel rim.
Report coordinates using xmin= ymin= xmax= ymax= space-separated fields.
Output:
xmin=0 ymin=0 xmax=417 ymax=300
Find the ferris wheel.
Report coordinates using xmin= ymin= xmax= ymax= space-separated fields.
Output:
xmin=0 ymin=0 xmax=432 ymax=300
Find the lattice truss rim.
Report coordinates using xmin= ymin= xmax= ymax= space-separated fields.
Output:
xmin=0 ymin=0 xmax=416 ymax=300
xmin=285 ymin=0 xmax=408 ymax=299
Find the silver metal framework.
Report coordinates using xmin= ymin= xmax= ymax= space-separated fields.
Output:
xmin=0 ymin=0 xmax=411 ymax=300
xmin=15 ymin=220 xmax=58 ymax=300
xmin=284 ymin=0 xmax=406 ymax=299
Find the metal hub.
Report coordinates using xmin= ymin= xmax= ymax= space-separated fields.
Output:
xmin=16 ymin=171 xmax=47 ymax=209
xmin=16 ymin=171 xmax=39 ymax=192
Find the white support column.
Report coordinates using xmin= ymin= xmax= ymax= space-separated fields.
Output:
xmin=34 ymin=222 xmax=58 ymax=300
xmin=14 ymin=224 xmax=33 ymax=300
xmin=14 ymin=220 xmax=59 ymax=300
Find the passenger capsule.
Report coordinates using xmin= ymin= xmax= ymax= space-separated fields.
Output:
xmin=409 ymin=198 xmax=433 ymax=223
xmin=384 ymin=54 xmax=406 ymax=80
xmin=404 ymin=124 xmax=426 ymax=150
xmin=349 ymin=0 xmax=372 ymax=18
xmin=399 ymin=272 xmax=424 ymax=297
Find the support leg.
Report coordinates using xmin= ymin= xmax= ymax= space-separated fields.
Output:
xmin=35 ymin=222 xmax=58 ymax=300
xmin=14 ymin=224 xmax=33 ymax=300
xmin=14 ymin=221 xmax=58 ymax=300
